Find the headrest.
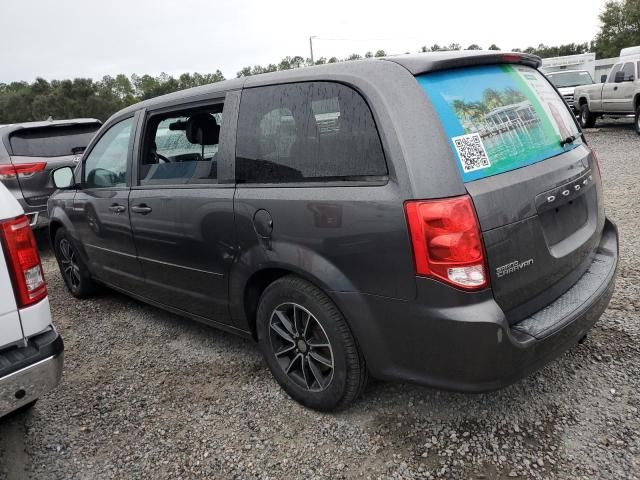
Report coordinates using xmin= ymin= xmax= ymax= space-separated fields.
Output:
xmin=186 ymin=113 xmax=220 ymax=145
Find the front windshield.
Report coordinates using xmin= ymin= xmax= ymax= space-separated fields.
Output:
xmin=547 ymin=71 xmax=593 ymax=88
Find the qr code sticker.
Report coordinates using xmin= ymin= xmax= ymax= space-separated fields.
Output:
xmin=451 ymin=133 xmax=491 ymax=173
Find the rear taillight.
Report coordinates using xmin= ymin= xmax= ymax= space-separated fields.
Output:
xmin=0 ymin=215 xmax=47 ymax=308
xmin=404 ymin=195 xmax=488 ymax=290
xmin=0 ymin=162 xmax=46 ymax=180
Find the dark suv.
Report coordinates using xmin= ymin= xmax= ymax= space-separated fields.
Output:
xmin=48 ymin=51 xmax=618 ymax=411
xmin=0 ymin=119 xmax=101 ymax=228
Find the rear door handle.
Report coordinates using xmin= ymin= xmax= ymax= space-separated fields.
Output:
xmin=131 ymin=204 xmax=152 ymax=214
xmin=108 ymin=204 xmax=126 ymax=213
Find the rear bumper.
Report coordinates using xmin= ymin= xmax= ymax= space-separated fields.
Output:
xmin=335 ymin=218 xmax=618 ymax=392
xmin=0 ymin=330 xmax=64 ymax=418
xmin=16 ymin=198 xmax=49 ymax=229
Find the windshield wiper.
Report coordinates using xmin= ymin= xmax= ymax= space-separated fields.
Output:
xmin=71 ymin=146 xmax=86 ymax=155
xmin=560 ymin=135 xmax=578 ymax=147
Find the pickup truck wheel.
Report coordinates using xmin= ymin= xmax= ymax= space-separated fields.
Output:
xmin=635 ymin=106 xmax=640 ymax=134
xmin=54 ymin=228 xmax=96 ymax=298
xmin=580 ymin=104 xmax=596 ymax=129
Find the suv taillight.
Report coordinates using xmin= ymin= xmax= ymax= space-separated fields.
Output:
xmin=404 ymin=195 xmax=488 ymax=290
xmin=0 ymin=215 xmax=47 ymax=308
xmin=0 ymin=162 xmax=46 ymax=180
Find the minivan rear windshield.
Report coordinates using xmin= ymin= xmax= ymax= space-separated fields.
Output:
xmin=9 ymin=123 xmax=101 ymax=157
xmin=417 ymin=64 xmax=581 ymax=182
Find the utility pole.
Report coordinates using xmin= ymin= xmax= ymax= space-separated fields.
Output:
xmin=309 ymin=36 xmax=316 ymax=65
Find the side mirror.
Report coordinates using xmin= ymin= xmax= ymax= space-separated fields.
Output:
xmin=52 ymin=166 xmax=75 ymax=189
xmin=614 ymin=71 xmax=625 ymax=83
xmin=600 ymin=74 xmax=607 ymax=83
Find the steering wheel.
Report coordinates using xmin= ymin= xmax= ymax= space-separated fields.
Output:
xmin=157 ymin=153 xmax=172 ymax=163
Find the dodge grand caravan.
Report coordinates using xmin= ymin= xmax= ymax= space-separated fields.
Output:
xmin=48 ymin=51 xmax=618 ymax=411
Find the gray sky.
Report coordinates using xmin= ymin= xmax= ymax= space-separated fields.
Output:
xmin=0 ymin=0 xmax=607 ymax=83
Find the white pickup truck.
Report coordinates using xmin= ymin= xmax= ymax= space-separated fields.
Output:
xmin=0 ymin=182 xmax=63 ymax=418
xmin=573 ymin=46 xmax=640 ymax=133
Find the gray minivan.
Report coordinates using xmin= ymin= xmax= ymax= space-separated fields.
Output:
xmin=48 ymin=51 xmax=618 ymax=411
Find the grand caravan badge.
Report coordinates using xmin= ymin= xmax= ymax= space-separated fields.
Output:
xmin=496 ymin=259 xmax=534 ymax=278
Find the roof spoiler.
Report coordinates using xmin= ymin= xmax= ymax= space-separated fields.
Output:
xmin=383 ymin=51 xmax=542 ymax=76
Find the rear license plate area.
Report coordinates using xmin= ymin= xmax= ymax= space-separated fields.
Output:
xmin=539 ymin=195 xmax=588 ymax=246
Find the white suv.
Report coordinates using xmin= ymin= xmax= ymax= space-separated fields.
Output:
xmin=0 ymin=182 xmax=63 ymax=418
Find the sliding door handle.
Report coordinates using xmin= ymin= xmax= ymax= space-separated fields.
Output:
xmin=131 ymin=204 xmax=152 ymax=214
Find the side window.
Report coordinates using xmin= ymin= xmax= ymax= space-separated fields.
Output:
xmin=84 ymin=117 xmax=133 ymax=188
xmin=139 ymin=106 xmax=222 ymax=185
xmin=236 ymin=82 xmax=387 ymax=184
xmin=621 ymin=62 xmax=635 ymax=81
xmin=607 ymin=63 xmax=623 ymax=83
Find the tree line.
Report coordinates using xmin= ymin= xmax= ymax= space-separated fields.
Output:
xmin=0 ymin=71 xmax=224 ymax=124
xmin=1 ymin=0 xmax=637 ymax=124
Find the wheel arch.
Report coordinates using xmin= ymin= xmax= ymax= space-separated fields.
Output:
xmin=48 ymin=207 xmax=88 ymax=262
xmin=234 ymin=261 xmax=357 ymax=342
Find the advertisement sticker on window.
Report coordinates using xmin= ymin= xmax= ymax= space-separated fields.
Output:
xmin=416 ymin=64 xmax=581 ymax=182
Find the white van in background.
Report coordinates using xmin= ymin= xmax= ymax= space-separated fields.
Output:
xmin=0 ymin=182 xmax=63 ymax=418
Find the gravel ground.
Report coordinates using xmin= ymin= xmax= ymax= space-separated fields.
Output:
xmin=0 ymin=118 xmax=638 ymax=480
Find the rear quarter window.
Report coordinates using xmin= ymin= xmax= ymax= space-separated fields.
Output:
xmin=417 ymin=64 xmax=580 ymax=182
xmin=9 ymin=123 xmax=100 ymax=157
xmin=236 ymin=82 xmax=387 ymax=184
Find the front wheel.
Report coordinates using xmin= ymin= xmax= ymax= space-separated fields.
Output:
xmin=53 ymin=228 xmax=96 ymax=298
xmin=635 ymin=106 xmax=640 ymax=135
xmin=580 ymin=103 xmax=597 ymax=129
xmin=256 ymin=275 xmax=367 ymax=411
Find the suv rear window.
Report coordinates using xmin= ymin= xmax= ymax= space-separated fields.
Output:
xmin=9 ymin=123 xmax=101 ymax=157
xmin=417 ymin=64 xmax=580 ymax=182
xmin=236 ymin=82 xmax=387 ymax=183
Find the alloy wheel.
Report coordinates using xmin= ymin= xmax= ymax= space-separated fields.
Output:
xmin=268 ymin=302 xmax=334 ymax=392
xmin=59 ymin=238 xmax=81 ymax=289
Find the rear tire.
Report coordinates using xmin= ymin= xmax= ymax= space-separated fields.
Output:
xmin=635 ymin=106 xmax=640 ymax=135
xmin=53 ymin=228 xmax=96 ymax=298
xmin=580 ymin=103 xmax=596 ymax=129
xmin=256 ymin=275 xmax=367 ymax=411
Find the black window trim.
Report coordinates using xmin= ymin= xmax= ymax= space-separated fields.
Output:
xmin=132 ymin=94 xmax=237 ymax=190
xmin=234 ymin=80 xmax=390 ymax=188
xmin=81 ymin=113 xmax=138 ymax=190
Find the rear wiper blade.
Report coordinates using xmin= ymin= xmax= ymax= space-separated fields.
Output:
xmin=560 ymin=135 xmax=578 ymax=147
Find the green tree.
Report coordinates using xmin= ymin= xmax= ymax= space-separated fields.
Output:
xmin=374 ymin=49 xmax=386 ymax=57
xmin=236 ymin=66 xmax=253 ymax=77
xmin=594 ymin=0 xmax=640 ymax=58
xmin=290 ymin=56 xmax=306 ymax=68
xmin=466 ymin=44 xmax=482 ymax=50
xmin=488 ymin=44 xmax=501 ymax=50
